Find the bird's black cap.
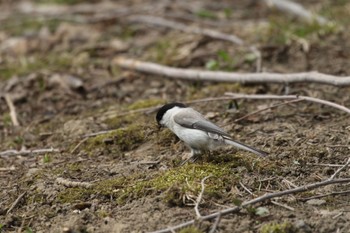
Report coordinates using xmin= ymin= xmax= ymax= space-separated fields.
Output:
xmin=156 ymin=102 xmax=186 ymax=125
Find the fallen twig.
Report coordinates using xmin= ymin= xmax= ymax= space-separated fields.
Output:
xmin=0 ymin=166 xmax=16 ymax=171
xmin=271 ymin=200 xmax=295 ymax=211
xmin=300 ymin=190 xmax=350 ymax=202
xmin=71 ymin=137 xmax=89 ymax=153
xmin=328 ymin=157 xmax=350 ymax=180
xmin=261 ymin=0 xmax=329 ymax=25
xmin=113 ymin=57 xmax=350 ymax=87
xmin=225 ymin=93 xmax=350 ymax=114
xmin=195 ymin=176 xmax=212 ymax=218
xmin=239 ymin=181 xmax=254 ymax=196
xmin=6 ymin=191 xmax=27 ymax=215
xmin=0 ymin=148 xmax=59 ymax=157
xmin=56 ymin=177 xmax=92 ymax=188
xmin=307 ymin=163 xmax=343 ymax=168
xmin=209 ymin=213 xmax=221 ymax=233
xmin=149 ymin=157 xmax=350 ymax=233
xmin=128 ymin=15 xmax=261 ymax=71
xmin=234 ymin=99 xmax=302 ymax=122
xmin=4 ymin=94 xmax=20 ymax=126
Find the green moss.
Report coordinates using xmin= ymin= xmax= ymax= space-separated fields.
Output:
xmin=195 ymin=9 xmax=217 ymax=19
xmin=0 ymin=17 xmax=61 ymax=36
xmin=263 ymin=16 xmax=338 ymax=45
xmin=260 ymin=222 xmax=295 ymax=233
xmin=57 ymin=163 xmax=238 ymax=205
xmin=0 ymin=53 xmax=86 ymax=80
xmin=57 ymin=187 xmax=92 ymax=203
xmin=179 ymin=226 xmax=204 ymax=233
xmin=85 ymin=124 xmax=146 ymax=152
xmin=127 ymin=99 xmax=165 ymax=110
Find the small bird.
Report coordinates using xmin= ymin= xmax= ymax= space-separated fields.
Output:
xmin=156 ymin=102 xmax=268 ymax=162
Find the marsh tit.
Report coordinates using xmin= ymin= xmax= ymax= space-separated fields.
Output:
xmin=156 ymin=103 xmax=268 ymax=161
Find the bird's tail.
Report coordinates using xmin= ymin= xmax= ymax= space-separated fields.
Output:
xmin=224 ymin=139 xmax=268 ymax=157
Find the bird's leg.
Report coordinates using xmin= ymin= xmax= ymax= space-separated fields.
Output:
xmin=180 ymin=149 xmax=200 ymax=165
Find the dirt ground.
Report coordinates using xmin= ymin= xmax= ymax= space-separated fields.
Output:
xmin=1 ymin=0 xmax=350 ymax=232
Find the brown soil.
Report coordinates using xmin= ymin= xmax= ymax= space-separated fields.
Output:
xmin=1 ymin=1 xmax=350 ymax=233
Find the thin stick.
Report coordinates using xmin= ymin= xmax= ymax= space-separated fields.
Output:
xmin=6 ymin=191 xmax=27 ymax=215
xmin=127 ymin=15 xmax=262 ymax=72
xmin=0 ymin=166 xmax=16 ymax=171
xmin=209 ymin=213 xmax=221 ymax=233
xmin=195 ymin=175 xmax=212 ymax=218
xmin=71 ymin=137 xmax=89 ymax=153
xmin=300 ymin=190 xmax=350 ymax=201
xmin=4 ymin=94 xmax=20 ymax=126
xmin=261 ymin=0 xmax=329 ymax=25
xmin=306 ymin=163 xmax=343 ymax=168
xmin=225 ymin=93 xmax=350 ymax=114
xmin=328 ymin=157 xmax=350 ymax=180
xmin=113 ymin=57 xmax=350 ymax=87
xmin=56 ymin=177 xmax=92 ymax=188
xmin=234 ymin=99 xmax=303 ymax=122
xmin=271 ymin=200 xmax=295 ymax=211
xmin=149 ymin=157 xmax=350 ymax=233
xmin=0 ymin=148 xmax=59 ymax=157
xmin=239 ymin=181 xmax=254 ymax=196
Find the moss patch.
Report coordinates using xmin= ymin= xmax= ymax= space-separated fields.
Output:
xmin=84 ymin=124 xmax=146 ymax=153
xmin=56 ymin=163 xmax=238 ymax=205
xmin=127 ymin=99 xmax=165 ymax=110
xmin=260 ymin=221 xmax=296 ymax=233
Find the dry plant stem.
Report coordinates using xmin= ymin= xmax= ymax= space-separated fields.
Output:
xmin=113 ymin=57 xmax=350 ymax=87
xmin=149 ymin=157 xmax=350 ymax=233
xmin=329 ymin=157 xmax=350 ymax=180
xmin=234 ymin=99 xmax=303 ymax=122
xmin=261 ymin=0 xmax=329 ymax=25
xmin=270 ymin=200 xmax=295 ymax=211
xmin=0 ymin=148 xmax=59 ymax=157
xmin=225 ymin=93 xmax=350 ymax=114
xmin=56 ymin=177 xmax=92 ymax=188
xmin=71 ymin=137 xmax=89 ymax=153
xmin=209 ymin=213 xmax=221 ymax=233
xmin=6 ymin=191 xmax=27 ymax=215
xmin=301 ymin=190 xmax=350 ymax=201
xmin=307 ymin=163 xmax=343 ymax=167
xmin=195 ymin=176 xmax=212 ymax=218
xmin=239 ymin=181 xmax=254 ymax=196
xmin=127 ymin=15 xmax=262 ymax=71
xmin=4 ymin=94 xmax=20 ymax=126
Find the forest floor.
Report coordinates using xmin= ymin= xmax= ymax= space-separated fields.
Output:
xmin=1 ymin=0 xmax=350 ymax=232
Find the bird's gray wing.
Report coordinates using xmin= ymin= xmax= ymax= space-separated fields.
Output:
xmin=173 ymin=109 xmax=231 ymax=138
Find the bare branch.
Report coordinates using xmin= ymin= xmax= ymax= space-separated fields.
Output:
xmin=149 ymin=157 xmax=350 ymax=233
xmin=195 ymin=175 xmax=212 ymax=218
xmin=234 ymin=99 xmax=303 ymax=122
xmin=271 ymin=200 xmax=295 ymax=211
xmin=300 ymin=190 xmax=350 ymax=201
xmin=6 ymin=191 xmax=27 ymax=215
xmin=4 ymin=94 xmax=20 ymax=126
xmin=209 ymin=213 xmax=221 ymax=233
xmin=127 ymin=15 xmax=261 ymax=72
xmin=261 ymin=0 xmax=329 ymax=25
xmin=328 ymin=157 xmax=350 ymax=180
xmin=0 ymin=148 xmax=59 ymax=157
xmin=239 ymin=181 xmax=254 ymax=196
xmin=225 ymin=93 xmax=350 ymax=114
xmin=56 ymin=177 xmax=92 ymax=188
xmin=113 ymin=57 xmax=350 ymax=87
